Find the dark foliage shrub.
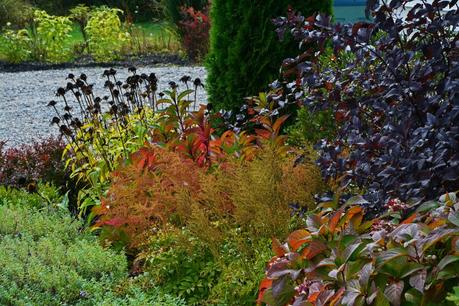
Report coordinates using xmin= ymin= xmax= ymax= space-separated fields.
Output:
xmin=271 ymin=0 xmax=459 ymax=211
xmin=0 ymin=137 xmax=68 ymax=190
xmin=178 ymin=4 xmax=210 ymax=61
xmin=206 ymin=0 xmax=333 ymax=111
xmin=258 ymin=192 xmax=459 ymax=306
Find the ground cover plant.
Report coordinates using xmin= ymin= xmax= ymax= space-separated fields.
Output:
xmin=0 ymin=186 xmax=185 ymax=305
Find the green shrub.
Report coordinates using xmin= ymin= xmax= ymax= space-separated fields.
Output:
xmin=142 ymin=228 xmax=220 ymax=305
xmin=286 ymin=107 xmax=336 ymax=146
xmin=31 ymin=9 xmax=73 ymax=63
xmin=0 ymin=28 xmax=31 ymax=63
xmin=85 ymin=6 xmax=130 ymax=62
xmin=206 ymin=0 xmax=333 ymax=110
xmin=0 ymin=187 xmax=183 ymax=305
xmin=0 ymin=0 xmax=32 ymax=28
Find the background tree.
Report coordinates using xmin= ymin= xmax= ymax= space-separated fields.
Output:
xmin=206 ymin=0 xmax=333 ymax=111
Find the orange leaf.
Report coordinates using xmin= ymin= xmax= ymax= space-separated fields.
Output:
xmin=257 ymin=278 xmax=273 ymax=305
xmin=302 ymin=240 xmax=327 ymax=260
xmin=272 ymin=238 xmax=288 ymax=257
xmin=288 ymin=229 xmax=311 ymax=252
xmin=329 ymin=210 xmax=344 ymax=234
xmin=330 ymin=287 xmax=345 ymax=306
xmin=401 ymin=212 xmax=418 ymax=224
xmin=272 ymin=114 xmax=290 ymax=135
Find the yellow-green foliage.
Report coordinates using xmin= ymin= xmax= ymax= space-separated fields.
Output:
xmin=85 ymin=6 xmax=130 ymax=61
xmin=33 ymin=10 xmax=73 ymax=63
xmin=0 ymin=28 xmax=31 ymax=63
xmin=182 ymin=145 xmax=324 ymax=251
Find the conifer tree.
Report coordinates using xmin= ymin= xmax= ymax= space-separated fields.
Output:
xmin=206 ymin=1 xmax=333 ymax=110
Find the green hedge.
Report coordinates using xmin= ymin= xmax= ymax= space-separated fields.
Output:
xmin=206 ymin=0 xmax=333 ymax=111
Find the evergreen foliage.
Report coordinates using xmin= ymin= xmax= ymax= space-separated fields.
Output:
xmin=206 ymin=0 xmax=333 ymax=110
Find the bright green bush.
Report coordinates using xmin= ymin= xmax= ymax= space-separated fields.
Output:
xmin=0 ymin=28 xmax=31 ymax=63
xmin=0 ymin=187 xmax=183 ymax=305
xmin=31 ymin=9 xmax=73 ymax=63
xmin=85 ymin=6 xmax=130 ymax=62
xmin=206 ymin=0 xmax=333 ymax=110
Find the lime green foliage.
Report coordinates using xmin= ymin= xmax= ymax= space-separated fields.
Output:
xmin=209 ymin=237 xmax=273 ymax=305
xmin=0 ymin=186 xmax=184 ymax=305
xmin=0 ymin=187 xmax=125 ymax=305
xmin=206 ymin=0 xmax=333 ymax=110
xmin=287 ymin=107 xmax=336 ymax=145
xmin=448 ymin=287 xmax=459 ymax=305
xmin=32 ymin=10 xmax=73 ymax=63
xmin=0 ymin=28 xmax=31 ymax=63
xmin=141 ymin=228 xmax=220 ymax=305
xmin=85 ymin=6 xmax=130 ymax=61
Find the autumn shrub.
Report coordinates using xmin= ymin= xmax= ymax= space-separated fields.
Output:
xmin=95 ymin=145 xmax=203 ymax=248
xmin=270 ymin=0 xmax=459 ymax=212
xmin=258 ymin=192 xmax=459 ymax=306
xmin=177 ymin=4 xmax=210 ymax=61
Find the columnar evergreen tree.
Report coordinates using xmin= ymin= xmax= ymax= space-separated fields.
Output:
xmin=206 ymin=1 xmax=333 ymax=111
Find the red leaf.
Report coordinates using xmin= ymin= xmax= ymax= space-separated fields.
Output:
xmin=287 ymin=229 xmax=311 ymax=252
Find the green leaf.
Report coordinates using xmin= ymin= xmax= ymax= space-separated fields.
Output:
xmin=177 ymin=89 xmax=194 ymax=101
xmin=376 ymin=248 xmax=409 ymax=267
xmin=437 ymin=255 xmax=459 ymax=270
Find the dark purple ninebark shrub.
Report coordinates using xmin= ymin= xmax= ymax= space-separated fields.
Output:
xmin=0 ymin=137 xmax=68 ymax=189
xmin=271 ymin=0 xmax=459 ymax=212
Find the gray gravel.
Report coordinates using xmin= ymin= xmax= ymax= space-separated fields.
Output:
xmin=0 ymin=65 xmax=207 ymax=147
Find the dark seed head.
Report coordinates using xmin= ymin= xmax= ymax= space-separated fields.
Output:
xmin=80 ymin=74 xmax=87 ymax=81
xmin=47 ymin=100 xmax=57 ymax=107
xmin=56 ymin=87 xmax=66 ymax=96
xmin=51 ymin=117 xmax=60 ymax=125
xmin=67 ymin=73 xmax=75 ymax=80
xmin=194 ymin=78 xmax=203 ymax=87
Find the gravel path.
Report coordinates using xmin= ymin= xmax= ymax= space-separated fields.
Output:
xmin=0 ymin=65 xmax=207 ymax=147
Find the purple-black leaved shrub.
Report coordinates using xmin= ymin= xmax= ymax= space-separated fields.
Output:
xmin=268 ymin=0 xmax=459 ymax=212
